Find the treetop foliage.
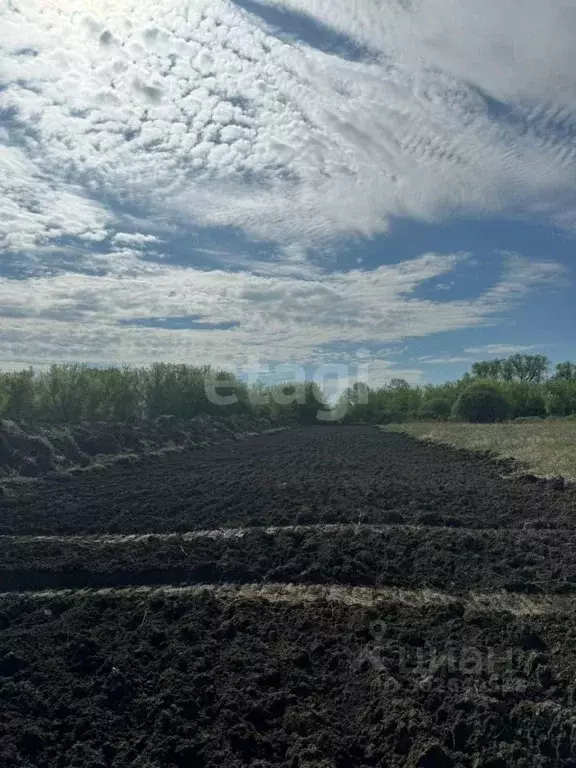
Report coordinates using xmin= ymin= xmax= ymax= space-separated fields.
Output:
xmin=0 ymin=363 xmax=329 ymax=426
xmin=471 ymin=354 xmax=549 ymax=383
xmin=1 ymin=353 xmax=575 ymax=426
xmin=339 ymin=353 xmax=576 ymax=424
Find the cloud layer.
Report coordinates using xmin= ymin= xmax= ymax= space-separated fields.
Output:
xmin=0 ymin=0 xmax=574 ymax=375
xmin=3 ymin=0 xmax=576 ymax=248
xmin=0 ymin=251 xmax=565 ymax=375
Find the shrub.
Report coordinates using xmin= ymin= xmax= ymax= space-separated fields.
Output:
xmin=545 ymin=380 xmax=576 ymax=417
xmin=1 ymin=370 xmax=35 ymax=421
xmin=500 ymin=382 xmax=547 ymax=418
xmin=295 ymin=382 xmax=329 ymax=425
xmin=519 ymin=394 xmax=547 ymax=418
xmin=453 ymin=383 xmax=512 ymax=423
xmin=547 ymin=393 xmax=571 ymax=417
xmin=418 ymin=398 xmax=451 ymax=420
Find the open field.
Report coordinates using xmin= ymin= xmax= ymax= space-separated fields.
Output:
xmin=386 ymin=420 xmax=576 ymax=481
xmin=3 ymin=426 xmax=576 ymax=766
xmin=1 ymin=427 xmax=575 ymax=536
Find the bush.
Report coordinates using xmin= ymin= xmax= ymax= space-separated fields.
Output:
xmin=1 ymin=370 xmax=35 ymax=421
xmin=453 ymin=383 xmax=512 ymax=423
xmin=418 ymin=398 xmax=451 ymax=420
xmin=518 ymin=394 xmax=547 ymax=418
xmin=545 ymin=380 xmax=576 ymax=417
xmin=547 ymin=393 xmax=571 ymax=417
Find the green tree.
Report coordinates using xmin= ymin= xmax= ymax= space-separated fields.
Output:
xmin=470 ymin=354 xmax=549 ymax=384
xmin=503 ymin=381 xmax=546 ymax=418
xmin=472 ymin=359 xmax=504 ymax=380
xmin=385 ymin=379 xmax=422 ymax=417
xmin=103 ymin=367 xmax=143 ymax=423
xmin=554 ymin=361 xmax=576 ymax=381
xmin=349 ymin=381 xmax=370 ymax=405
xmin=2 ymin=369 xmax=35 ymax=421
xmin=453 ymin=383 xmax=512 ymax=423
xmin=418 ymin=398 xmax=451 ymax=420
xmin=545 ymin=380 xmax=576 ymax=416
xmin=37 ymin=364 xmax=93 ymax=423
xmin=504 ymin=354 xmax=549 ymax=383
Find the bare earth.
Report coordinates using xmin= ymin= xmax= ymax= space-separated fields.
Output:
xmin=2 ymin=426 xmax=576 ymax=767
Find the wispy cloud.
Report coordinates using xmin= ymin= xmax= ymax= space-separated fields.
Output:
xmin=464 ymin=344 xmax=537 ymax=356
xmin=0 ymin=250 xmax=563 ymax=369
xmin=418 ymin=356 xmax=474 ymax=365
xmin=419 ymin=343 xmax=541 ymax=366
xmin=0 ymin=0 xmax=574 ymax=370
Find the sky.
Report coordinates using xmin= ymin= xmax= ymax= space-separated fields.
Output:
xmin=1 ymin=0 xmax=575 ymax=388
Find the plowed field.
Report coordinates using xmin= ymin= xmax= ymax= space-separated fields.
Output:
xmin=2 ymin=426 xmax=576 ymax=767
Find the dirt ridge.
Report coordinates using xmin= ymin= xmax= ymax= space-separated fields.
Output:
xmin=2 ymin=581 xmax=576 ymax=616
xmin=2 ymin=522 xmax=576 ymax=594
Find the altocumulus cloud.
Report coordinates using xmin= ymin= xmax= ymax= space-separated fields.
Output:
xmin=0 ymin=0 xmax=574 ymax=373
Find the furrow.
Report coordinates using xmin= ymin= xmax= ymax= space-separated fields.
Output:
xmin=2 ymin=522 xmax=575 ymax=594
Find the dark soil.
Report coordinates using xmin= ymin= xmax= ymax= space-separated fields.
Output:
xmin=2 ymin=591 xmax=576 ymax=767
xmin=3 ymin=526 xmax=576 ymax=594
xmin=0 ymin=414 xmax=282 ymax=480
xmin=1 ymin=427 xmax=575 ymax=536
xmin=3 ymin=426 xmax=576 ymax=767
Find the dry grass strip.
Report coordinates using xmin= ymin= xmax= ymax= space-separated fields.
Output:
xmin=2 ymin=582 xmax=576 ymax=616
xmin=1 ymin=521 xmax=571 ymax=547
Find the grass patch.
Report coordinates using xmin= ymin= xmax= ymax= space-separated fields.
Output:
xmin=385 ymin=420 xmax=576 ymax=480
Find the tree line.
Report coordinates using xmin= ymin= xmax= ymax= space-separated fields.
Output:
xmin=339 ymin=354 xmax=576 ymax=423
xmin=0 ymin=363 xmax=327 ymax=425
xmin=1 ymin=354 xmax=574 ymax=426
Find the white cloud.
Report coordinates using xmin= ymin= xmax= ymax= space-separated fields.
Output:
xmin=464 ymin=344 xmax=537 ymax=356
xmin=0 ymin=1 xmax=573 ymax=373
xmin=360 ymin=359 xmax=425 ymax=387
xmin=1 ymin=0 xmax=575 ymax=250
xmin=418 ymin=356 xmax=474 ymax=365
xmin=0 ymin=144 xmax=112 ymax=251
xmin=112 ymin=232 xmax=161 ymax=246
xmin=265 ymin=0 xmax=576 ymax=104
xmin=419 ymin=341 xmax=541 ymax=366
xmin=0 ymin=251 xmax=563 ymax=374
xmin=0 ymin=360 xmax=51 ymax=374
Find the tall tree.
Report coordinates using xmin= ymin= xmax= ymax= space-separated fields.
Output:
xmin=554 ymin=361 xmax=576 ymax=381
xmin=506 ymin=354 xmax=549 ymax=383
xmin=471 ymin=354 xmax=549 ymax=383
xmin=471 ymin=359 xmax=504 ymax=380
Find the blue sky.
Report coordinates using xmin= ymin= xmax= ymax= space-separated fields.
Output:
xmin=0 ymin=0 xmax=575 ymax=388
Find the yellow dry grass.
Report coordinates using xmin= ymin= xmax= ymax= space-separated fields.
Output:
xmin=386 ymin=420 xmax=576 ymax=480
xmin=1 ymin=582 xmax=575 ymax=616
